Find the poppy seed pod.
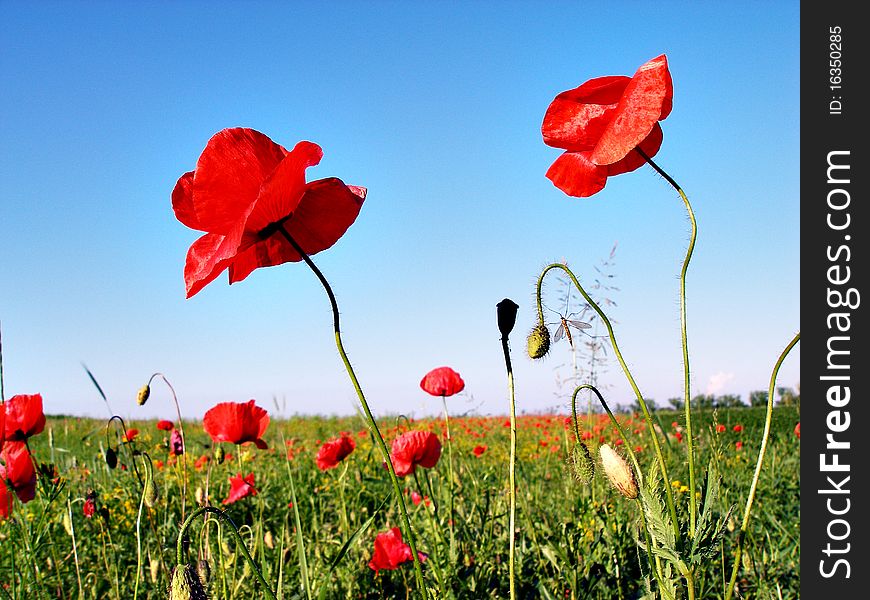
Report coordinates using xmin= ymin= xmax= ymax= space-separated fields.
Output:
xmin=136 ymin=385 xmax=150 ymax=406
xmin=496 ymin=298 xmax=520 ymax=338
xmin=599 ymin=443 xmax=638 ymax=499
xmin=105 ymin=447 xmax=118 ymax=469
xmin=526 ymin=323 xmax=551 ymax=360
xmin=567 ymin=442 xmax=595 ymax=484
xmin=169 ymin=563 xmax=209 ymax=600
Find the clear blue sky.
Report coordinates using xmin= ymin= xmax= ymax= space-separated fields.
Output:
xmin=0 ymin=1 xmax=799 ymax=421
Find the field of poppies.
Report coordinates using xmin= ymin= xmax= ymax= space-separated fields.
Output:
xmin=1 ymin=391 xmax=800 ymax=599
xmin=2 ymin=53 xmax=800 ymax=599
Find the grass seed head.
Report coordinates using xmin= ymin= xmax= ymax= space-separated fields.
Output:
xmin=599 ymin=443 xmax=638 ymax=499
xmin=567 ymin=442 xmax=595 ymax=484
xmin=526 ymin=323 xmax=551 ymax=360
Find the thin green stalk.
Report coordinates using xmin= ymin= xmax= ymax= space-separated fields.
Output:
xmin=441 ymin=395 xmax=456 ymax=561
xmin=147 ymin=373 xmax=188 ymax=523
xmin=638 ymin=148 xmax=699 ymax=537
xmin=500 ymin=334 xmax=518 ymax=600
xmin=66 ymin=497 xmax=84 ymax=600
xmin=725 ymin=332 xmax=800 ymax=600
xmin=535 ymin=263 xmax=680 ymax=542
xmin=176 ymin=506 xmax=278 ymax=600
xmin=276 ymin=225 xmax=426 ymax=597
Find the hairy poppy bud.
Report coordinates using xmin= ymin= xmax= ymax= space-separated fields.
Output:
xmin=599 ymin=443 xmax=638 ymax=499
xmin=195 ymin=486 xmax=205 ymax=506
xmin=149 ymin=551 xmax=160 ymax=583
xmin=567 ymin=442 xmax=595 ymax=484
xmin=105 ymin=447 xmax=118 ymax=469
xmin=496 ymin=298 xmax=520 ymax=338
xmin=214 ymin=445 xmax=225 ymax=465
xmin=196 ymin=560 xmax=211 ymax=586
xmin=169 ymin=563 xmax=209 ymax=600
xmin=62 ymin=511 xmax=73 ymax=536
xmin=144 ymin=477 xmax=159 ymax=509
xmin=526 ymin=323 xmax=551 ymax=360
xmin=136 ymin=384 xmax=151 ymax=406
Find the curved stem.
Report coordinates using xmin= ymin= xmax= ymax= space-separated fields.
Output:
xmin=276 ymin=226 xmax=426 ymax=596
xmin=725 ymin=332 xmax=800 ymax=600
xmin=536 ymin=263 xmax=680 ymax=541
xmin=176 ymin=506 xmax=277 ymax=599
xmin=638 ymin=148 xmax=699 ymax=538
xmin=500 ymin=334 xmax=518 ymax=600
xmin=148 ymin=373 xmax=189 ymax=523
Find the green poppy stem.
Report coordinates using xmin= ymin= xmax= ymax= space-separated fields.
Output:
xmin=637 ymin=147 xmax=699 ymax=538
xmin=500 ymin=333 xmax=518 ymax=600
xmin=276 ymin=225 xmax=426 ymax=597
xmin=725 ymin=332 xmax=800 ymax=600
xmin=535 ymin=263 xmax=680 ymax=542
xmin=176 ymin=506 xmax=277 ymax=599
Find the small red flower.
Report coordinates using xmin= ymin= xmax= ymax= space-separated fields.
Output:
xmin=419 ymin=367 xmax=465 ymax=397
xmin=368 ymin=527 xmax=426 ymax=574
xmin=472 ymin=445 xmax=487 ymax=457
xmin=674 ymin=432 xmax=683 ymax=443
xmin=794 ymin=422 xmax=800 ymax=439
xmin=203 ymin=400 xmax=270 ymax=449
xmin=715 ymin=424 xmax=726 ymax=434
xmin=390 ymin=430 xmax=442 ymax=477
xmin=156 ymin=420 xmax=174 ymax=431
xmin=172 ymin=128 xmax=366 ymax=298
xmin=194 ymin=455 xmax=210 ymax=470
xmin=223 ymin=472 xmax=257 ymax=505
xmin=542 ymin=55 xmax=673 ymax=197
xmin=733 ymin=424 xmax=744 ymax=433
xmin=3 ymin=394 xmax=46 ymax=442
xmin=83 ymin=491 xmax=97 ymax=518
xmin=411 ymin=491 xmax=423 ymax=506
xmin=123 ymin=428 xmax=139 ymax=443
xmin=735 ymin=441 xmax=743 ymax=451
xmin=0 ymin=442 xmax=36 ymax=504
xmin=671 ymin=421 xmax=679 ymax=429
xmin=315 ymin=435 xmax=356 ymax=471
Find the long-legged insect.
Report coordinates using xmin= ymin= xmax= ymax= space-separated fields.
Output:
xmin=553 ymin=313 xmax=592 ymax=349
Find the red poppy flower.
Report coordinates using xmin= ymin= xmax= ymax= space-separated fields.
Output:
xmin=157 ymin=420 xmax=174 ymax=431
xmin=3 ymin=394 xmax=46 ymax=442
xmin=123 ymin=428 xmax=139 ymax=442
xmin=733 ymin=424 xmax=744 ymax=433
xmin=419 ymin=367 xmax=465 ymax=397
xmin=368 ymin=527 xmax=426 ymax=574
xmin=194 ymin=455 xmax=210 ymax=471
xmin=0 ymin=442 xmax=36 ymax=504
xmin=715 ymin=424 xmax=726 ymax=434
xmin=794 ymin=422 xmax=800 ymax=439
xmin=83 ymin=491 xmax=97 ymax=518
xmin=735 ymin=441 xmax=743 ymax=451
xmin=0 ymin=484 xmax=12 ymax=520
xmin=472 ymin=445 xmax=487 ymax=457
xmin=390 ymin=430 xmax=442 ymax=477
xmin=315 ymin=435 xmax=356 ymax=471
xmin=674 ymin=432 xmax=683 ymax=443
xmin=203 ymin=399 xmax=270 ymax=449
xmin=222 ymin=472 xmax=257 ymax=505
xmin=172 ymin=128 xmax=366 ymax=298
xmin=542 ymin=54 xmax=673 ymax=197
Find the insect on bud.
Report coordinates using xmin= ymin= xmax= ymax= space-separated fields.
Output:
xmin=526 ymin=323 xmax=551 ymax=360
xmin=136 ymin=384 xmax=151 ymax=406
xmin=599 ymin=443 xmax=638 ymax=499
xmin=567 ymin=442 xmax=595 ymax=484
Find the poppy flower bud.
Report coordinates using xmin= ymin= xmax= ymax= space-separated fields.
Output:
xmin=264 ymin=530 xmax=275 ymax=549
xmin=105 ymin=447 xmax=118 ymax=469
xmin=144 ymin=477 xmax=159 ymax=509
xmin=62 ymin=511 xmax=73 ymax=536
xmin=195 ymin=486 xmax=205 ymax=506
xmin=526 ymin=323 xmax=551 ymax=360
xmin=599 ymin=443 xmax=638 ymax=499
xmin=567 ymin=442 xmax=595 ymax=484
xmin=196 ymin=560 xmax=211 ymax=586
xmin=496 ymin=298 xmax=520 ymax=338
xmin=169 ymin=563 xmax=208 ymax=600
xmin=149 ymin=552 xmax=160 ymax=583
xmin=137 ymin=385 xmax=150 ymax=406
xmin=214 ymin=445 xmax=225 ymax=464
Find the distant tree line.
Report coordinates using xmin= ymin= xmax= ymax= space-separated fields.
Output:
xmin=623 ymin=386 xmax=800 ymax=412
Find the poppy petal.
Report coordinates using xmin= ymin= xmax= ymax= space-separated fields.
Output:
xmin=606 ymin=123 xmax=664 ymax=177
xmin=171 ymin=171 xmax=201 ymax=230
xmin=591 ymin=55 xmax=672 ymax=165
xmin=183 ymin=230 xmax=244 ymax=298
xmin=542 ymin=76 xmax=630 ymax=151
xmin=242 ymin=141 xmax=324 ymax=236
xmin=227 ymin=178 xmax=366 ymax=284
xmin=192 ymin=128 xmax=288 ymax=234
xmin=546 ymin=151 xmax=608 ymax=198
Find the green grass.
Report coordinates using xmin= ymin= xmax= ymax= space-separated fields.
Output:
xmin=0 ymin=406 xmax=800 ymax=599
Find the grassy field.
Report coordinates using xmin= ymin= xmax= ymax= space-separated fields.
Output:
xmin=1 ymin=405 xmax=800 ymax=599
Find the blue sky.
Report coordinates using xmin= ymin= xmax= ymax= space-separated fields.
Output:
xmin=0 ymin=1 xmax=799 ymax=421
